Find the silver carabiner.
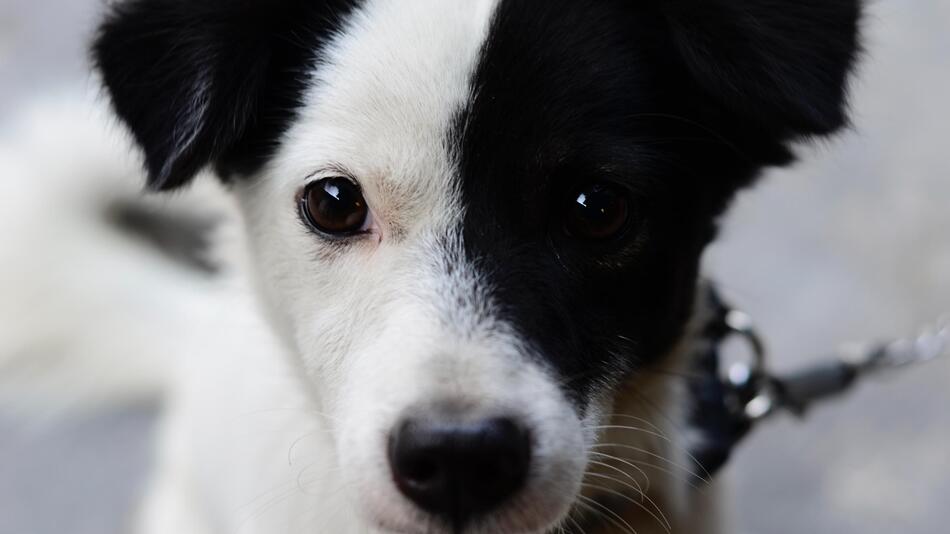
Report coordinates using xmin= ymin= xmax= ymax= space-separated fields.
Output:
xmin=720 ymin=309 xmax=779 ymax=422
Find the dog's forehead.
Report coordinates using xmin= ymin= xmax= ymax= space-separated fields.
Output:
xmin=277 ymin=0 xmax=499 ymax=201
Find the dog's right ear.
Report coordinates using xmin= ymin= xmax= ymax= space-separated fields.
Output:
xmin=93 ymin=0 xmax=353 ymax=191
xmin=658 ymin=0 xmax=862 ymax=141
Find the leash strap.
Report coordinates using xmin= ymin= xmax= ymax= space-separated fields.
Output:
xmin=687 ymin=287 xmax=949 ymax=479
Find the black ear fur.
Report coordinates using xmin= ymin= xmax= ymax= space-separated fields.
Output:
xmin=659 ymin=0 xmax=862 ymax=140
xmin=93 ymin=0 xmax=354 ymax=191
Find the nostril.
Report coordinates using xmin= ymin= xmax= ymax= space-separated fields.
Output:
xmin=388 ymin=416 xmax=531 ymax=525
xmin=402 ymin=456 xmax=440 ymax=486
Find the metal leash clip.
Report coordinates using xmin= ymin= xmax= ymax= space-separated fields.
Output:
xmin=719 ymin=309 xmax=779 ymax=422
xmin=689 ymin=288 xmax=948 ymax=479
xmin=725 ymin=313 xmax=950 ymax=422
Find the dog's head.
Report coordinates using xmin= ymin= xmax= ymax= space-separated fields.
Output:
xmin=94 ymin=1 xmax=860 ymax=532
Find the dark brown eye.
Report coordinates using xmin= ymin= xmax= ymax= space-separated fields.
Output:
xmin=564 ymin=183 xmax=630 ymax=241
xmin=300 ymin=177 xmax=369 ymax=236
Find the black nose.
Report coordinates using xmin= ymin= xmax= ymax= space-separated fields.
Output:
xmin=388 ymin=416 xmax=531 ymax=525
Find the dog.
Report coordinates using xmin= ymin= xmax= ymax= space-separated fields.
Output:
xmin=81 ymin=0 xmax=864 ymax=532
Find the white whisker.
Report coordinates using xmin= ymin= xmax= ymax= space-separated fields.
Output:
xmin=587 ymin=451 xmax=652 ymax=494
xmin=586 ymin=459 xmax=646 ymax=495
xmin=591 ymin=442 xmax=705 ymax=483
xmin=577 ymin=495 xmax=639 ymax=534
xmin=581 ymin=482 xmax=671 ymax=533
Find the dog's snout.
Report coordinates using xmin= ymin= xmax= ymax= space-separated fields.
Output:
xmin=388 ymin=416 xmax=530 ymax=524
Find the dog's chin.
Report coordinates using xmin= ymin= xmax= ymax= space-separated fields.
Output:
xmin=363 ymin=484 xmax=582 ymax=534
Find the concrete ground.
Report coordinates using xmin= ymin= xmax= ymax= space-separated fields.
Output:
xmin=1 ymin=1 xmax=947 ymax=533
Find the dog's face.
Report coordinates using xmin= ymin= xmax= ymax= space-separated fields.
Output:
xmin=95 ymin=0 xmax=860 ymax=532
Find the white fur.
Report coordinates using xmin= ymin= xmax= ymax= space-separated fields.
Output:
xmin=0 ymin=91 xmax=236 ymax=413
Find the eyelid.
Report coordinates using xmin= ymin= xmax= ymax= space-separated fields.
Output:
xmin=304 ymin=162 xmax=359 ymax=183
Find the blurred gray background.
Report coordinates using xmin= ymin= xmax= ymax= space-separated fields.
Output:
xmin=0 ymin=0 xmax=947 ymax=533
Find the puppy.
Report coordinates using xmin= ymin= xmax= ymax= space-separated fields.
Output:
xmin=90 ymin=0 xmax=862 ymax=532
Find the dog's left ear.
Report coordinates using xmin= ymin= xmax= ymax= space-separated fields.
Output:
xmin=93 ymin=0 xmax=353 ymax=191
xmin=659 ymin=0 xmax=862 ymax=141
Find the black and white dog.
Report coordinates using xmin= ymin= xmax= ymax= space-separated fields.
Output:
xmin=87 ymin=0 xmax=862 ymax=532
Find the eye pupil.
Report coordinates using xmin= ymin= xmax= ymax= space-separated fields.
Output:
xmin=302 ymin=177 xmax=369 ymax=235
xmin=565 ymin=183 xmax=630 ymax=240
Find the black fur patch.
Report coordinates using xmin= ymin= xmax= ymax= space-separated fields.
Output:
xmin=455 ymin=0 xmax=861 ymax=405
xmin=93 ymin=0 xmax=358 ymax=191
xmin=108 ymin=201 xmax=220 ymax=273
